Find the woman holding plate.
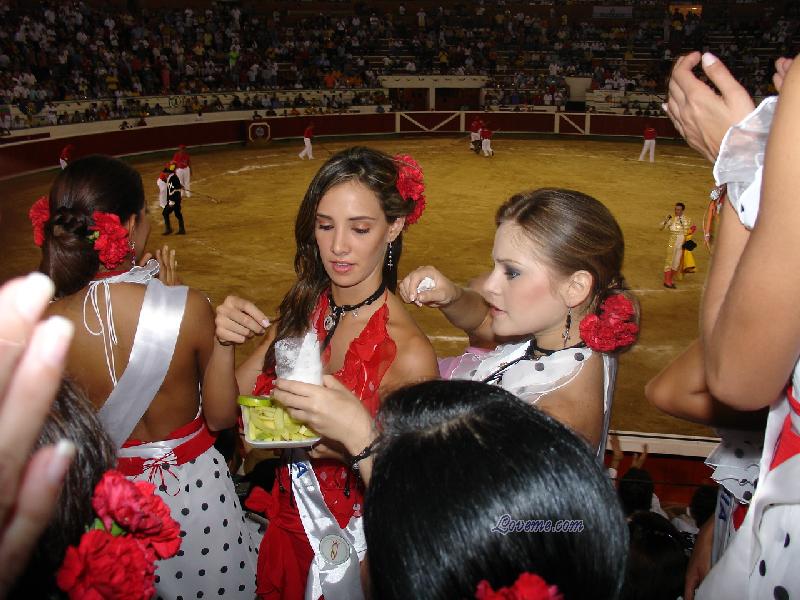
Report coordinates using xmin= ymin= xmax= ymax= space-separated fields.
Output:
xmin=212 ymin=146 xmax=438 ymax=599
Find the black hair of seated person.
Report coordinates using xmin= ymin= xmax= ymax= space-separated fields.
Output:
xmin=9 ymin=378 xmax=116 ymax=599
xmin=621 ymin=511 xmax=688 ymax=600
xmin=618 ymin=467 xmax=654 ymax=516
xmin=363 ymin=380 xmax=628 ymax=600
xmin=690 ymin=484 xmax=718 ymax=530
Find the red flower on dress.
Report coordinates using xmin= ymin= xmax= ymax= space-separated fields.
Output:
xmin=88 ymin=211 xmax=130 ymax=269
xmin=394 ymin=153 xmax=426 ymax=227
xmin=56 ymin=530 xmax=156 ymax=600
xmin=29 ymin=196 xmax=50 ymax=247
xmin=579 ymin=294 xmax=639 ymax=353
xmin=475 ymin=573 xmax=564 ymax=600
xmin=91 ymin=470 xmax=181 ymax=559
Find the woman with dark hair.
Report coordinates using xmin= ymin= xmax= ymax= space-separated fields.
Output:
xmin=35 ymin=155 xmax=257 ymax=598
xmin=621 ymin=511 xmax=688 ymax=600
xmin=10 ymin=379 xmax=116 ymax=599
xmin=213 ymin=146 xmax=439 ymax=599
xmin=363 ymin=379 xmax=628 ymax=600
xmin=399 ymin=188 xmax=638 ymax=456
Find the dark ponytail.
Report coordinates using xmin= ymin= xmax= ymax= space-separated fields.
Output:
xmin=39 ymin=155 xmax=144 ymax=297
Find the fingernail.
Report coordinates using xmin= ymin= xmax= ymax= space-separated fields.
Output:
xmin=16 ymin=272 xmax=55 ymax=321
xmin=47 ymin=439 xmax=76 ymax=484
xmin=261 ymin=318 xmax=271 ymax=328
xmin=702 ymin=52 xmax=718 ymax=67
xmin=661 ymin=103 xmax=668 ymax=113
xmin=35 ymin=316 xmax=74 ymax=367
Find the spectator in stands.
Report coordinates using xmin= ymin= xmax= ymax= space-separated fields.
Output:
xmin=621 ymin=511 xmax=689 ymax=600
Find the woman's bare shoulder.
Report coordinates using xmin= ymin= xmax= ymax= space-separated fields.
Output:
xmin=384 ymin=294 xmax=439 ymax=379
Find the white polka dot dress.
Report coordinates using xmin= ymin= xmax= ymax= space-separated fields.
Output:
xmin=126 ymin=446 xmax=258 ymax=599
xmin=444 ymin=340 xmax=617 ymax=459
xmin=697 ymin=96 xmax=800 ymax=599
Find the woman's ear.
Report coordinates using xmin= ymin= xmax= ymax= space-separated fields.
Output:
xmin=387 ymin=217 xmax=405 ymax=242
xmin=562 ymin=270 xmax=593 ymax=308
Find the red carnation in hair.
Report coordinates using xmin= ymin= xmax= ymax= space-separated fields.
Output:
xmin=475 ymin=572 xmax=564 ymax=600
xmin=394 ymin=154 xmax=426 ymax=227
xmin=91 ymin=470 xmax=181 ymax=559
xmin=88 ymin=211 xmax=130 ymax=269
xmin=29 ymin=196 xmax=50 ymax=247
xmin=56 ymin=530 xmax=156 ymax=600
xmin=579 ymin=294 xmax=639 ymax=353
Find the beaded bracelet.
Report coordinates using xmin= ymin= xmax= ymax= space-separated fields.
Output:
xmin=350 ymin=443 xmax=374 ymax=473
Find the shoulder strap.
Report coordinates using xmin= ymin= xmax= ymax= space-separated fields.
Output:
xmin=97 ymin=279 xmax=189 ymax=447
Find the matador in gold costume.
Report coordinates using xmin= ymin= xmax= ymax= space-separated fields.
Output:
xmin=660 ymin=202 xmax=694 ymax=289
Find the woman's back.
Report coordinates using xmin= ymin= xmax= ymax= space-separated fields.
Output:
xmin=49 ymin=281 xmax=214 ymax=441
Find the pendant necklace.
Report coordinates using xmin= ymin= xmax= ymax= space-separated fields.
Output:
xmin=322 ymin=281 xmax=386 ymax=350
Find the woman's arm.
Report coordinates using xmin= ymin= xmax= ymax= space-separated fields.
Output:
xmin=646 ymin=339 xmax=767 ymax=428
xmin=189 ymin=291 xmax=238 ymax=431
xmin=213 ymin=295 xmax=273 ymax=394
xmin=200 ymin=295 xmax=272 ymax=429
xmin=397 ymin=266 xmax=495 ymax=344
xmin=705 ymin=59 xmax=800 ymax=408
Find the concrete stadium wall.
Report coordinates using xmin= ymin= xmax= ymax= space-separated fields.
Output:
xmin=0 ymin=111 xmax=680 ymax=179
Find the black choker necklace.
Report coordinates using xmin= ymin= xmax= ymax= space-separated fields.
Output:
xmin=322 ymin=281 xmax=387 ymax=350
xmin=481 ymin=337 xmax=586 ymax=384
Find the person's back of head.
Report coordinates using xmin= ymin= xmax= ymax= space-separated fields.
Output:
xmin=364 ymin=379 xmax=628 ymax=600
xmin=618 ymin=467 xmax=654 ymax=516
xmin=689 ymin=484 xmax=717 ymax=529
xmin=621 ymin=511 xmax=688 ymax=600
xmin=38 ymin=155 xmax=145 ymax=298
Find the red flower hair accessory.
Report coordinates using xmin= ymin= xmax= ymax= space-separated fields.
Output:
xmin=579 ymin=293 xmax=639 ymax=353
xmin=88 ymin=211 xmax=131 ymax=270
xmin=56 ymin=469 xmax=181 ymax=600
xmin=475 ymin=572 xmax=564 ymax=600
xmin=29 ymin=195 xmax=50 ymax=247
xmin=394 ymin=153 xmax=426 ymax=227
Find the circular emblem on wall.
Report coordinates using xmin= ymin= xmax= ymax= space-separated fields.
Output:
xmin=319 ymin=534 xmax=351 ymax=566
xmin=254 ymin=126 xmax=266 ymax=138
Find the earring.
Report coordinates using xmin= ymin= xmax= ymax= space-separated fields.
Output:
xmin=562 ymin=307 xmax=572 ymax=348
xmin=129 ymin=239 xmax=136 ymax=266
xmin=386 ymin=241 xmax=393 ymax=269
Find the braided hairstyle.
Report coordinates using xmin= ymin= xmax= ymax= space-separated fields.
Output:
xmin=495 ymin=188 xmax=640 ymax=336
xmin=39 ymin=155 xmax=144 ymax=297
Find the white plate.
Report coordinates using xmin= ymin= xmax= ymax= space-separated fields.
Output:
xmin=241 ymin=405 xmax=321 ymax=449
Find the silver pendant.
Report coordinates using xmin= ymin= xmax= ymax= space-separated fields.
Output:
xmin=323 ymin=314 xmax=336 ymax=331
xmin=352 ymin=307 xmax=359 ymax=318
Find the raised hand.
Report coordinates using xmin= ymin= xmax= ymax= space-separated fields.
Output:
xmin=155 ymin=245 xmax=180 ymax=286
xmin=0 ymin=274 xmax=76 ymax=594
xmin=664 ymin=52 xmax=755 ymax=162
xmin=397 ymin=265 xmax=461 ymax=307
xmin=215 ymin=296 xmax=270 ymax=346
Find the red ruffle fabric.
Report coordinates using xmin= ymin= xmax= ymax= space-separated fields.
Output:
xmin=250 ymin=292 xmax=396 ymax=599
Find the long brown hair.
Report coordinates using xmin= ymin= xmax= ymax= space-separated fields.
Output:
xmin=495 ymin=188 xmax=639 ymax=327
xmin=264 ymin=146 xmax=418 ymax=372
xmin=39 ymin=155 xmax=144 ymax=298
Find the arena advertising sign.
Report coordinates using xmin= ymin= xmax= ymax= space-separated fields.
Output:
xmin=592 ymin=6 xmax=633 ymax=18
